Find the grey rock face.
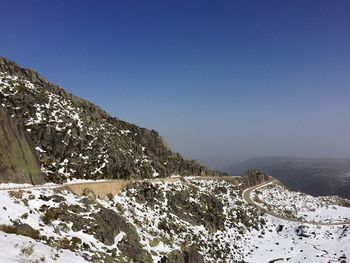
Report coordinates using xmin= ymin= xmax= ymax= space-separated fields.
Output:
xmin=0 ymin=105 xmax=44 ymax=184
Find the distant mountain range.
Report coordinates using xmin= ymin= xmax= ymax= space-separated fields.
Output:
xmin=228 ymin=157 xmax=350 ymax=199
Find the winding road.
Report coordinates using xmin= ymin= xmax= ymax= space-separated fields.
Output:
xmin=0 ymin=175 xmax=239 ymax=198
xmin=2 ymin=176 xmax=350 ymax=226
xmin=242 ymin=179 xmax=350 ymax=226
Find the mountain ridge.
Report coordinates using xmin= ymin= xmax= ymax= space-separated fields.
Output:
xmin=0 ymin=57 xmax=225 ymax=184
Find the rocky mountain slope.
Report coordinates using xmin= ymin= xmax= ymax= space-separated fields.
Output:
xmin=1 ymin=58 xmax=350 ymax=263
xmin=0 ymin=57 xmax=223 ymax=184
xmin=228 ymin=157 xmax=350 ymax=199
xmin=0 ymin=171 xmax=269 ymax=262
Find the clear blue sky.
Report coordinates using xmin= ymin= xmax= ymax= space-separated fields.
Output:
xmin=1 ymin=1 xmax=349 ymax=169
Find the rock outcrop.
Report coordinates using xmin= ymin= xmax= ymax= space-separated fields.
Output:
xmin=0 ymin=57 xmax=225 ymax=183
xmin=240 ymin=169 xmax=270 ymax=189
xmin=0 ymin=105 xmax=44 ymax=184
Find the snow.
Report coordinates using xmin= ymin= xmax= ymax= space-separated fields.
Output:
xmin=0 ymin=183 xmax=33 ymax=190
xmin=0 ymin=232 xmax=87 ymax=263
xmin=120 ymin=129 xmax=131 ymax=135
xmin=152 ymin=171 xmax=160 ymax=178
xmin=252 ymin=183 xmax=350 ymax=223
xmin=65 ymin=178 xmax=108 ymax=184
xmin=0 ymin=187 xmax=124 ymax=261
xmin=243 ymin=214 xmax=350 ymax=262
xmin=35 ymin=146 xmax=46 ymax=153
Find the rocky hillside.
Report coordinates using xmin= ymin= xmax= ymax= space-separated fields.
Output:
xmin=0 ymin=57 xmax=224 ymax=184
xmin=252 ymin=182 xmax=350 ymax=223
xmin=0 ymin=105 xmax=44 ymax=185
xmin=1 ymin=170 xmax=349 ymax=262
xmin=2 ymin=57 xmax=349 ymax=262
xmin=229 ymin=157 xmax=350 ymax=199
xmin=0 ymin=171 xmax=269 ymax=262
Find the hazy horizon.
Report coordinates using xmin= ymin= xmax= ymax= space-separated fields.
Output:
xmin=1 ymin=1 xmax=349 ymax=171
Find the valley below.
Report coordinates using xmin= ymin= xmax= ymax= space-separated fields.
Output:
xmin=229 ymin=157 xmax=350 ymax=199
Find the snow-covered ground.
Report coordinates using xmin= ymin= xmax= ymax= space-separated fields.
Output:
xmin=0 ymin=179 xmax=262 ymax=262
xmin=0 ymin=232 xmax=86 ymax=263
xmin=244 ymin=215 xmax=349 ymax=262
xmin=0 ymin=187 xmax=126 ymax=262
xmin=0 ymin=179 xmax=350 ymax=262
xmin=252 ymin=184 xmax=350 ymax=224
